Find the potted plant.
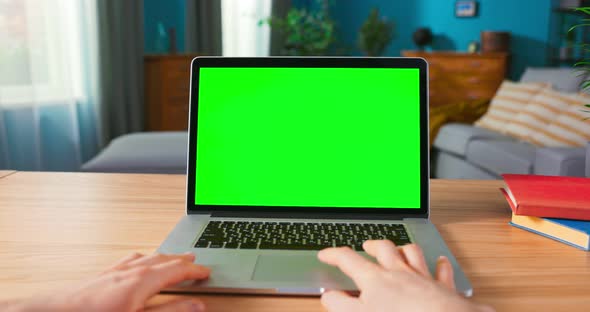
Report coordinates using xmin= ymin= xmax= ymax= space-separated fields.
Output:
xmin=569 ymin=7 xmax=590 ymax=177
xmin=358 ymin=8 xmax=395 ymax=56
xmin=562 ymin=28 xmax=576 ymax=60
xmin=262 ymin=0 xmax=336 ymax=56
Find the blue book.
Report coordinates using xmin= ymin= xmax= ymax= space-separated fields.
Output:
xmin=510 ymin=213 xmax=590 ymax=251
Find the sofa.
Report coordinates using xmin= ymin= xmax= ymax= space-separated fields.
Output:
xmin=84 ymin=68 xmax=590 ymax=178
xmin=432 ymin=67 xmax=589 ymax=179
xmin=82 ymin=132 xmax=188 ymax=174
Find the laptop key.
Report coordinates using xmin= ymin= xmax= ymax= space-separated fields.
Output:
xmin=239 ymin=242 xmax=258 ymax=249
xmin=197 ymin=221 xmax=410 ymax=250
xmin=224 ymin=241 xmax=239 ymax=249
xmin=209 ymin=242 xmax=224 ymax=248
xmin=194 ymin=239 xmax=210 ymax=248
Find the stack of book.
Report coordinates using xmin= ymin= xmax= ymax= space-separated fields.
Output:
xmin=501 ymin=174 xmax=590 ymax=251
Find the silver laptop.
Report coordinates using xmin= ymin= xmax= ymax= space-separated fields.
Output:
xmin=157 ymin=57 xmax=472 ymax=296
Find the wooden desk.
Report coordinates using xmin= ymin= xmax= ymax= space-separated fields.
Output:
xmin=0 ymin=172 xmax=588 ymax=311
xmin=0 ymin=170 xmax=15 ymax=179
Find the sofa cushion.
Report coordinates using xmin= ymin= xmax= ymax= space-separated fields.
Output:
xmin=432 ymin=150 xmax=499 ymax=180
xmin=530 ymin=92 xmax=590 ymax=147
xmin=520 ymin=67 xmax=586 ymax=92
xmin=474 ymin=81 xmax=548 ymax=135
xmin=433 ymin=123 xmax=515 ymax=157
xmin=82 ymin=132 xmax=188 ymax=174
xmin=534 ymin=147 xmax=587 ymax=177
xmin=504 ymin=88 xmax=573 ymax=142
xmin=466 ymin=140 xmax=536 ymax=175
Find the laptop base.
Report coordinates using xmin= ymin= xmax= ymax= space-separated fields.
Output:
xmin=157 ymin=214 xmax=473 ymax=297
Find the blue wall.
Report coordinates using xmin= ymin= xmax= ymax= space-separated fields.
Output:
xmin=330 ymin=0 xmax=556 ymax=79
xmin=143 ymin=0 xmax=557 ymax=78
xmin=144 ymin=0 xmax=186 ymax=53
xmin=330 ymin=0 xmax=420 ymax=58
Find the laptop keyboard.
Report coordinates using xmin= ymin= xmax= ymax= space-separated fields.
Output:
xmin=194 ymin=221 xmax=411 ymax=250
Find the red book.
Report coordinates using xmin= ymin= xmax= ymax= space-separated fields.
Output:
xmin=501 ymin=174 xmax=590 ymax=221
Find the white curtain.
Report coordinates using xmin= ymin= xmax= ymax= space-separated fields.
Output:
xmin=0 ymin=0 xmax=100 ymax=170
xmin=221 ymin=0 xmax=272 ymax=56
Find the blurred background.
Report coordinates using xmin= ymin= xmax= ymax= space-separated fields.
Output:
xmin=0 ymin=0 xmax=585 ymax=174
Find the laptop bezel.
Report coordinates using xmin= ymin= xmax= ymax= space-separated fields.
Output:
xmin=185 ymin=57 xmax=429 ymax=220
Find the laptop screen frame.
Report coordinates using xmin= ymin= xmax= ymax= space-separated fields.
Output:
xmin=186 ymin=57 xmax=429 ymax=219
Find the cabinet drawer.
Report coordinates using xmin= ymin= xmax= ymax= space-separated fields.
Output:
xmin=162 ymin=76 xmax=191 ymax=106
xmin=452 ymin=75 xmax=504 ymax=88
xmin=163 ymin=60 xmax=193 ymax=79
xmin=445 ymin=59 xmax=504 ymax=74
xmin=144 ymin=54 xmax=199 ymax=131
xmin=163 ymin=104 xmax=189 ymax=130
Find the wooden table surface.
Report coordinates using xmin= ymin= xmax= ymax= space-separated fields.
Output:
xmin=0 ymin=172 xmax=588 ymax=311
xmin=0 ymin=170 xmax=16 ymax=179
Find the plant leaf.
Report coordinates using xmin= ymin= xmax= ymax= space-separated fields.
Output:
xmin=575 ymin=7 xmax=590 ymax=15
xmin=569 ymin=24 xmax=590 ymax=32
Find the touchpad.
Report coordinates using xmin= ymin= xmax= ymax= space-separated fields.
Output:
xmin=252 ymin=255 xmax=354 ymax=285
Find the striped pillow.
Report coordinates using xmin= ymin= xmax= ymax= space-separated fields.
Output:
xmin=503 ymin=88 xmax=573 ymax=142
xmin=474 ymin=81 xmax=548 ymax=134
xmin=530 ymin=92 xmax=590 ymax=147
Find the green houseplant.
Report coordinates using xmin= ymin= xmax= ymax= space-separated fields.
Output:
xmin=569 ymin=7 xmax=590 ymax=117
xmin=262 ymin=0 xmax=336 ymax=56
xmin=358 ymin=8 xmax=395 ymax=56
xmin=570 ymin=7 xmax=590 ymax=178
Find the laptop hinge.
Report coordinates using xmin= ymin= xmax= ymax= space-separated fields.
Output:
xmin=195 ymin=211 xmax=426 ymax=220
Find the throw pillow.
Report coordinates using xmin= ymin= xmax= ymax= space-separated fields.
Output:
xmin=529 ymin=92 xmax=590 ymax=147
xmin=474 ymin=81 xmax=548 ymax=134
xmin=429 ymin=99 xmax=490 ymax=147
xmin=504 ymin=88 xmax=573 ymax=142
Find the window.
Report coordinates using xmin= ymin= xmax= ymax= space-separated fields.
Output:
xmin=221 ymin=0 xmax=272 ymax=57
xmin=0 ymin=0 xmax=84 ymax=105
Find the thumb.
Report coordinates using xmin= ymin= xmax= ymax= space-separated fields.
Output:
xmin=435 ymin=256 xmax=456 ymax=291
xmin=321 ymin=290 xmax=362 ymax=312
xmin=144 ymin=298 xmax=205 ymax=312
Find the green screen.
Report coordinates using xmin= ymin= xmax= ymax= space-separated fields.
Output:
xmin=195 ymin=67 xmax=421 ymax=208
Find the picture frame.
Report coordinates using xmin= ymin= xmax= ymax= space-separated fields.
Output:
xmin=455 ymin=1 xmax=477 ymax=17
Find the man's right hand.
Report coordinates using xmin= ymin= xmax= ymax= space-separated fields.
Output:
xmin=318 ymin=240 xmax=495 ymax=312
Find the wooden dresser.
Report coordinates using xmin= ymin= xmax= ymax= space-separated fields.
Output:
xmin=144 ymin=54 xmax=198 ymax=131
xmin=401 ymin=51 xmax=509 ymax=107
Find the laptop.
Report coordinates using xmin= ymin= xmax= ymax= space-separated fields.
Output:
xmin=157 ymin=57 xmax=472 ymax=296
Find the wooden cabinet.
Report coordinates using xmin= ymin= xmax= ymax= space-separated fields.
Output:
xmin=401 ymin=51 xmax=509 ymax=107
xmin=144 ymin=54 xmax=198 ymax=131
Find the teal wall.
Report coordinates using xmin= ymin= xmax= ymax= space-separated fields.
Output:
xmin=329 ymin=0 xmax=557 ymax=79
xmin=144 ymin=0 xmax=186 ymax=53
xmin=143 ymin=0 xmax=558 ymax=79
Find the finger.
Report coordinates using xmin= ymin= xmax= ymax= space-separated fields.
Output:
xmin=362 ymin=240 xmax=404 ymax=271
xmin=476 ymin=304 xmax=496 ymax=312
xmin=318 ymin=247 xmax=381 ymax=287
xmin=126 ymin=253 xmax=196 ymax=268
xmin=102 ymin=252 xmax=144 ymax=273
xmin=435 ymin=256 xmax=456 ymax=291
xmin=321 ymin=290 xmax=362 ymax=312
xmin=145 ymin=298 xmax=205 ymax=312
xmin=397 ymin=244 xmax=430 ymax=277
xmin=134 ymin=259 xmax=211 ymax=300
